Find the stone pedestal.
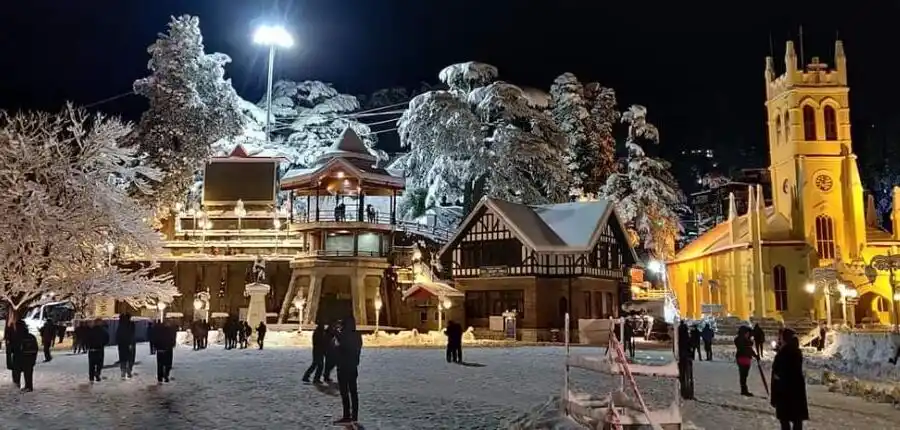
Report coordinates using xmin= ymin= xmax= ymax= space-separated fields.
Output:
xmin=244 ymin=283 xmax=271 ymax=330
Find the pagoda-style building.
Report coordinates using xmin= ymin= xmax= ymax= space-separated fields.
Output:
xmin=278 ymin=128 xmax=410 ymax=327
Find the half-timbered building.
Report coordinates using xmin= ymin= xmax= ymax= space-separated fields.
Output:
xmin=438 ymin=197 xmax=638 ymax=341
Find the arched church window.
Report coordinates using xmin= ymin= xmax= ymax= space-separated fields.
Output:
xmin=824 ymin=106 xmax=838 ymax=141
xmin=784 ymin=112 xmax=790 ymax=140
xmin=773 ymin=265 xmax=788 ymax=311
xmin=803 ymin=105 xmax=817 ymax=141
xmin=775 ymin=115 xmax=782 ymax=144
xmin=815 ymin=215 xmax=836 ymax=259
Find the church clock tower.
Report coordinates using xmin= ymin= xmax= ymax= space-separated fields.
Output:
xmin=764 ymin=40 xmax=866 ymax=263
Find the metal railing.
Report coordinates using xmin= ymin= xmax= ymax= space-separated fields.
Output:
xmin=295 ymin=249 xmax=386 ymax=258
xmin=294 ymin=211 xmax=454 ymax=242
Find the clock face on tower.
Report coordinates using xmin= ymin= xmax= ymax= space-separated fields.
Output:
xmin=815 ymin=174 xmax=834 ymax=192
xmin=782 ymin=179 xmax=790 ymax=194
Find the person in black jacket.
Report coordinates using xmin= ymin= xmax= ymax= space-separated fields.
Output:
xmin=735 ymin=325 xmax=760 ymax=396
xmin=153 ymin=321 xmax=177 ymax=383
xmin=87 ymin=318 xmax=109 ymax=382
xmin=39 ymin=320 xmax=55 ymax=362
xmin=676 ymin=320 xmax=694 ymax=400
xmin=623 ymin=319 xmax=636 ymax=359
xmin=690 ymin=324 xmax=702 ymax=360
xmin=147 ymin=321 xmax=156 ymax=355
xmin=333 ymin=316 xmax=363 ymax=425
xmin=322 ymin=321 xmax=339 ymax=383
xmin=256 ymin=321 xmax=267 ymax=350
xmin=444 ymin=320 xmax=463 ymax=363
xmin=303 ymin=323 xmax=328 ymax=383
xmin=116 ymin=313 xmax=136 ymax=379
xmin=5 ymin=321 xmax=17 ymax=378
xmin=770 ymin=329 xmax=809 ymax=429
xmin=752 ymin=323 xmax=766 ymax=358
xmin=11 ymin=320 xmax=38 ymax=392
xmin=701 ymin=323 xmax=715 ymax=361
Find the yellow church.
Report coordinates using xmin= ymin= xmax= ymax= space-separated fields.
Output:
xmin=668 ymin=39 xmax=900 ymax=326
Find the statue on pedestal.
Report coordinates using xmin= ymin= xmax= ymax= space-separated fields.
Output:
xmin=246 ymin=257 xmax=267 ymax=284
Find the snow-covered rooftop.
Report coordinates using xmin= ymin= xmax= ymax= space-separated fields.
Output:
xmin=441 ymin=197 xmax=638 ymax=259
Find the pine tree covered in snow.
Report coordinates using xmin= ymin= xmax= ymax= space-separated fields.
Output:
xmin=550 ymin=73 xmax=619 ymax=196
xmin=397 ymin=61 xmax=571 ymax=216
xmin=0 ymin=106 xmax=177 ymax=316
xmin=358 ymin=83 xmax=443 ymax=110
xmin=215 ymin=80 xmax=385 ymax=170
xmin=601 ymin=105 xmax=687 ymax=259
xmin=131 ymin=15 xmax=245 ymax=216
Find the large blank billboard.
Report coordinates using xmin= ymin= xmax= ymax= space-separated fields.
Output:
xmin=202 ymin=161 xmax=277 ymax=205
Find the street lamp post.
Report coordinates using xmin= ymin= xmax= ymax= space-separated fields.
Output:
xmin=437 ymin=296 xmax=452 ymax=333
xmin=838 ymin=284 xmax=858 ymax=327
xmin=374 ymin=293 xmax=383 ymax=336
xmin=157 ymin=301 xmax=168 ymax=323
xmin=253 ymin=25 xmax=294 ymax=143
xmin=235 ymin=199 xmax=246 ymax=243
xmin=293 ymin=297 xmax=306 ymax=331
xmin=273 ymin=217 xmax=282 ymax=255
xmin=870 ymin=251 xmax=900 ymax=330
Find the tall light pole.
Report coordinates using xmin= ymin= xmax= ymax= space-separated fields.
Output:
xmin=374 ymin=293 xmax=383 ymax=336
xmin=253 ymin=25 xmax=294 ymax=142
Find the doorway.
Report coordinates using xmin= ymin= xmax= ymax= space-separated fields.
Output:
xmin=317 ymin=275 xmax=354 ymax=324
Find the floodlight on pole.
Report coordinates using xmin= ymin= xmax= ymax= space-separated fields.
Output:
xmin=253 ymin=24 xmax=294 ymax=145
xmin=647 ymin=260 xmax=664 ymax=273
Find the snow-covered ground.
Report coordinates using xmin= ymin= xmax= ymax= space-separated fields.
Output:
xmin=1 ymin=345 xmax=899 ymax=429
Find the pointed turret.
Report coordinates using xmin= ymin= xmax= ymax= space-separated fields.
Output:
xmin=834 ymin=40 xmax=847 ymax=85
xmin=756 ymin=185 xmax=767 ymax=236
xmin=866 ymin=193 xmax=877 ymax=228
xmin=728 ymin=192 xmax=739 ymax=244
xmin=892 ymin=187 xmax=900 ymax=240
xmin=784 ymin=41 xmax=798 ymax=84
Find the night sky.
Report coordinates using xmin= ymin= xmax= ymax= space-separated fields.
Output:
xmin=1 ymin=1 xmax=897 ymax=188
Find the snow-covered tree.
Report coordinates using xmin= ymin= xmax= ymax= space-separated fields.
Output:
xmin=131 ymin=15 xmax=245 ymax=217
xmin=700 ymin=171 xmax=731 ymax=189
xmin=215 ymin=80 xmax=386 ymax=170
xmin=601 ymin=105 xmax=687 ymax=259
xmin=397 ymin=61 xmax=571 ymax=215
xmin=358 ymin=82 xmax=443 ymax=110
xmin=550 ymin=73 xmax=619 ymax=196
xmin=0 ymin=106 xmax=177 ymax=317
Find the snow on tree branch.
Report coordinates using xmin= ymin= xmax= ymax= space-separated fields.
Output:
xmin=0 ymin=105 xmax=171 ymax=312
xmin=52 ymin=264 xmax=178 ymax=315
xmin=601 ymin=105 xmax=687 ymax=259
xmin=131 ymin=15 xmax=245 ymax=217
xmin=398 ymin=63 xmax=571 ymax=214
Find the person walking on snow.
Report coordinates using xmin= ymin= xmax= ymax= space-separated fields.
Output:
xmin=147 ymin=321 xmax=156 ymax=355
xmin=444 ymin=320 xmax=463 ymax=363
xmin=39 ymin=319 xmax=55 ymax=362
xmin=676 ymin=320 xmax=694 ymax=400
xmin=256 ymin=321 xmax=267 ymax=350
xmin=770 ymin=329 xmax=809 ymax=430
xmin=115 ymin=313 xmax=136 ymax=379
xmin=10 ymin=320 xmax=38 ymax=392
xmin=153 ymin=320 xmax=177 ymax=383
xmin=701 ymin=323 xmax=715 ymax=361
xmin=322 ymin=321 xmax=339 ymax=383
xmin=333 ymin=316 xmax=363 ymax=425
xmin=302 ymin=323 xmax=328 ymax=383
xmin=690 ymin=324 xmax=702 ymax=361
xmin=752 ymin=323 xmax=766 ymax=358
xmin=87 ymin=318 xmax=109 ymax=382
xmin=623 ymin=319 xmax=636 ymax=359
xmin=735 ymin=325 xmax=760 ymax=396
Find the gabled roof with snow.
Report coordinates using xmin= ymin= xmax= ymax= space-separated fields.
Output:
xmin=401 ymin=281 xmax=464 ymax=301
xmin=209 ymin=144 xmax=287 ymax=163
xmin=439 ymin=197 xmax=639 ymax=261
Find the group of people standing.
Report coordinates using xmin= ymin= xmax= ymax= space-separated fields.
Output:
xmin=222 ymin=318 xmax=266 ymax=350
xmin=38 ymin=320 xmax=66 ymax=362
xmin=302 ymin=316 xmax=362 ymax=425
xmin=676 ymin=319 xmax=809 ymax=430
